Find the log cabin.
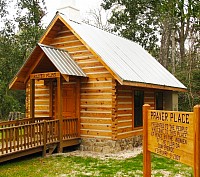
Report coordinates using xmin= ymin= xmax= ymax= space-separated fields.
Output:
xmin=9 ymin=4 xmax=186 ymax=153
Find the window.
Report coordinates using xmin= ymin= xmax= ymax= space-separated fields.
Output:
xmin=155 ymin=92 xmax=163 ymax=110
xmin=134 ymin=90 xmax=144 ymax=127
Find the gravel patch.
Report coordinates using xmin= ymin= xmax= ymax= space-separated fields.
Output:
xmin=52 ymin=146 xmax=143 ymax=160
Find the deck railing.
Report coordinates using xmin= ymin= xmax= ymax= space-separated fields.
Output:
xmin=0 ymin=117 xmax=79 ymax=157
xmin=63 ymin=118 xmax=79 ymax=140
xmin=0 ymin=120 xmax=59 ymax=155
xmin=0 ymin=118 xmax=34 ymax=128
xmin=0 ymin=117 xmax=52 ymax=128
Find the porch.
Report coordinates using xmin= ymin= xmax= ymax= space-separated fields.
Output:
xmin=0 ymin=117 xmax=80 ymax=163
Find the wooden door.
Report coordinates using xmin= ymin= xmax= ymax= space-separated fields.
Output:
xmin=62 ymin=84 xmax=76 ymax=118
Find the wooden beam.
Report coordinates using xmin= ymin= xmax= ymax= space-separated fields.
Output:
xmin=24 ymin=53 xmax=45 ymax=84
xmin=9 ymin=77 xmax=18 ymax=90
xmin=30 ymin=72 xmax=60 ymax=80
xmin=57 ymin=77 xmax=63 ymax=153
xmin=62 ymin=74 xmax=69 ymax=82
xmin=63 ymin=138 xmax=81 ymax=147
xmin=0 ymin=147 xmax=43 ymax=163
xmin=143 ymin=104 xmax=151 ymax=177
xmin=194 ymin=105 xmax=200 ymax=177
xmin=76 ymin=78 xmax=81 ymax=137
xmin=30 ymin=79 xmax=35 ymax=121
xmin=49 ymin=80 xmax=53 ymax=118
xmin=123 ymin=80 xmax=187 ymax=92
xmin=39 ymin=15 xmax=60 ymax=44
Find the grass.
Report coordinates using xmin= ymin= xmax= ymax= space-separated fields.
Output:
xmin=0 ymin=153 xmax=193 ymax=177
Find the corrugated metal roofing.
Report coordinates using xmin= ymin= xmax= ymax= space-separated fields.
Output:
xmin=38 ymin=43 xmax=87 ymax=77
xmin=60 ymin=14 xmax=186 ymax=90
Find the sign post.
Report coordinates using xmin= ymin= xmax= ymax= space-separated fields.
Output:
xmin=143 ymin=104 xmax=151 ymax=177
xmin=194 ymin=105 xmax=200 ymax=177
xmin=143 ymin=104 xmax=200 ymax=176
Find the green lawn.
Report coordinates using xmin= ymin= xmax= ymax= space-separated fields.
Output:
xmin=0 ymin=153 xmax=193 ymax=177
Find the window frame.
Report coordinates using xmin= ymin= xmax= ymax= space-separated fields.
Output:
xmin=133 ymin=90 xmax=144 ymax=129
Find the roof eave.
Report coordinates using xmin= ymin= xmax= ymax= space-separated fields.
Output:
xmin=122 ymin=80 xmax=187 ymax=92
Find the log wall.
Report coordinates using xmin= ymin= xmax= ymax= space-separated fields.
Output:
xmin=26 ymin=80 xmax=50 ymax=118
xmin=116 ymin=84 xmax=160 ymax=139
xmin=50 ymin=25 xmax=113 ymax=139
xmin=25 ymin=21 xmax=171 ymax=141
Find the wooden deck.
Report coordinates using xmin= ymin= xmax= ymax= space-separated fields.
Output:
xmin=0 ymin=117 xmax=81 ymax=163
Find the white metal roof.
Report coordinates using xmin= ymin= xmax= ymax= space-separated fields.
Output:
xmin=39 ymin=44 xmax=86 ymax=77
xmin=61 ymin=14 xmax=186 ymax=90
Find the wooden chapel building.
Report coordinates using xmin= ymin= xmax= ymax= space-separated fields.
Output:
xmin=9 ymin=11 xmax=186 ymax=153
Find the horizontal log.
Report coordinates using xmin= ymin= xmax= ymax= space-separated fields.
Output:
xmin=78 ymin=61 xmax=102 ymax=68
xmin=81 ymin=123 xmax=111 ymax=130
xmin=80 ymin=129 xmax=112 ymax=137
xmin=74 ymin=55 xmax=96 ymax=61
xmin=116 ymin=104 xmax=133 ymax=110
xmin=82 ymin=66 xmax=108 ymax=73
xmin=51 ymin=41 xmax=83 ymax=48
xmin=81 ymin=82 xmax=112 ymax=88
xmin=81 ymin=94 xmax=112 ymax=99
xmin=81 ymin=112 xmax=112 ymax=118
xmin=117 ymin=129 xmax=143 ymax=139
xmin=26 ymin=90 xmax=49 ymax=95
xmin=117 ymin=98 xmax=132 ymax=102
xmin=86 ymin=71 xmax=111 ymax=77
xmin=118 ymin=116 xmax=133 ymax=121
xmin=35 ymin=100 xmax=50 ymax=105
xmin=35 ymin=95 xmax=49 ymax=99
xmin=35 ymin=106 xmax=49 ymax=110
xmin=81 ymin=88 xmax=112 ymax=94
xmin=81 ymin=118 xmax=112 ymax=124
xmin=117 ymin=126 xmax=132 ymax=133
xmin=81 ymin=100 xmax=112 ymax=106
xmin=65 ymin=45 xmax=88 ymax=53
xmin=118 ymin=121 xmax=132 ymax=127
xmin=117 ymin=110 xmax=133 ymax=115
xmin=53 ymin=35 xmax=78 ymax=43
xmin=56 ymin=31 xmax=74 ymax=38
xmin=69 ymin=49 xmax=91 ymax=55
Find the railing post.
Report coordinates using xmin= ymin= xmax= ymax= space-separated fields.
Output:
xmin=42 ymin=121 xmax=47 ymax=157
xmin=30 ymin=79 xmax=35 ymax=123
xmin=57 ymin=76 xmax=63 ymax=153
xmin=194 ymin=105 xmax=200 ymax=177
xmin=143 ymin=104 xmax=151 ymax=177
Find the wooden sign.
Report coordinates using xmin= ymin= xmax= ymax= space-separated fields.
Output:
xmin=148 ymin=110 xmax=194 ymax=166
xmin=30 ymin=72 xmax=60 ymax=80
xmin=143 ymin=104 xmax=200 ymax=177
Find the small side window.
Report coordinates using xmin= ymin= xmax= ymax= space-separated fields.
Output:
xmin=155 ymin=92 xmax=163 ymax=110
xmin=134 ymin=90 xmax=144 ymax=127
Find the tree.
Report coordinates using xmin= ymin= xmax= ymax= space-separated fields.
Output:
xmin=15 ymin=0 xmax=46 ymax=60
xmin=83 ymin=6 xmax=111 ymax=31
xmin=102 ymin=0 xmax=160 ymax=58
xmin=0 ymin=0 xmax=46 ymax=120
xmin=102 ymin=0 xmax=200 ymax=110
xmin=0 ymin=0 xmax=8 ymax=18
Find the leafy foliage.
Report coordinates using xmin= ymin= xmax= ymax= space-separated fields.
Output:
xmin=102 ymin=0 xmax=160 ymax=58
xmin=0 ymin=0 xmax=46 ymax=120
xmin=102 ymin=0 xmax=200 ymax=110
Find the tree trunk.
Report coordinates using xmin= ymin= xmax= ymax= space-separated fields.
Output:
xmin=171 ymin=29 xmax=176 ymax=75
xmin=159 ymin=19 xmax=171 ymax=69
